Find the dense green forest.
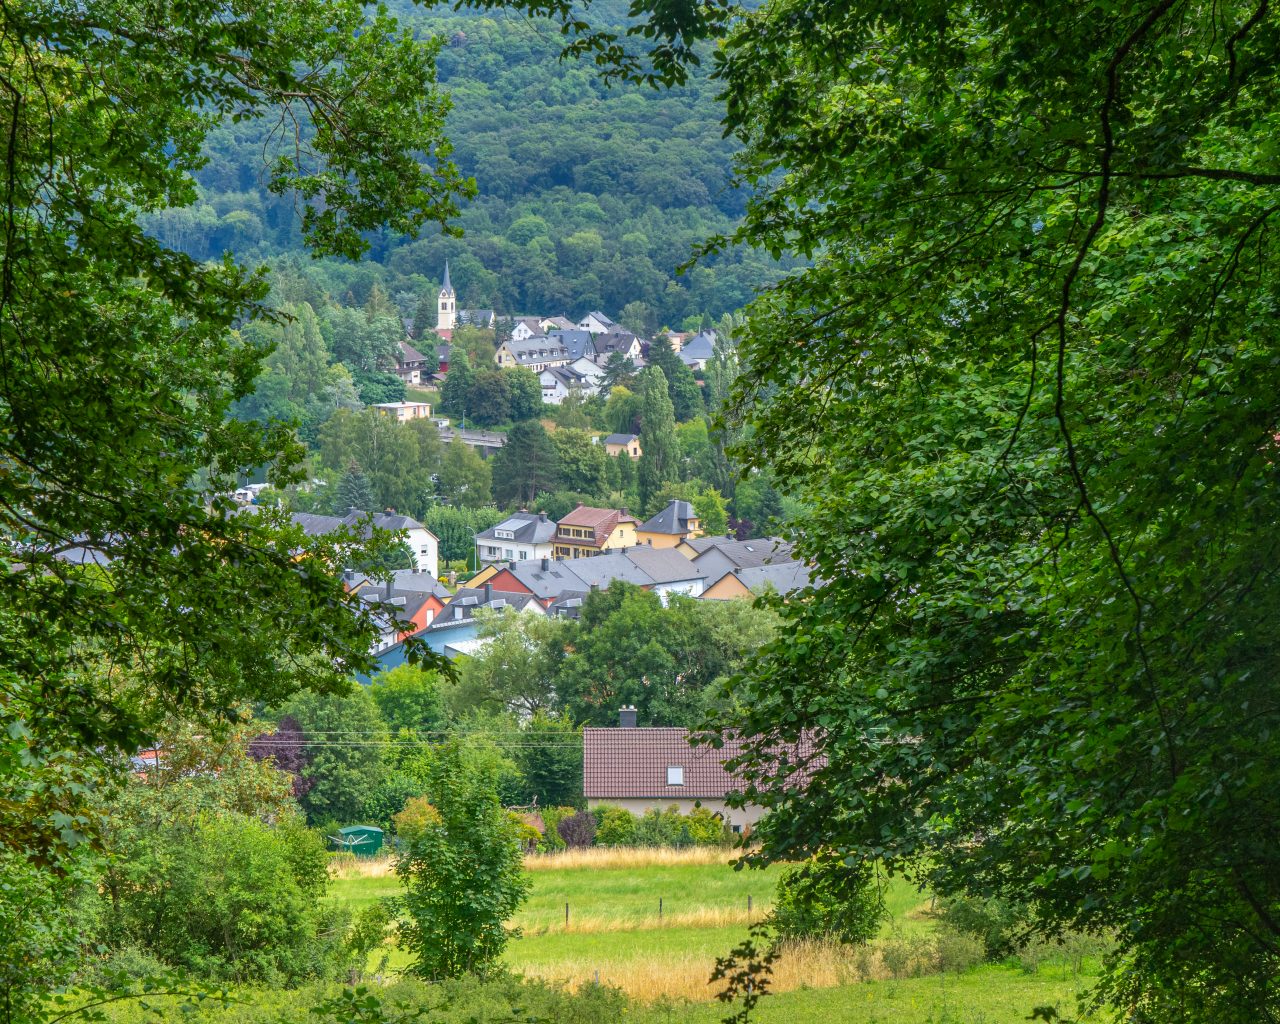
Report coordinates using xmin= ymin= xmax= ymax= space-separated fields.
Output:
xmin=141 ymin=1 xmax=791 ymax=325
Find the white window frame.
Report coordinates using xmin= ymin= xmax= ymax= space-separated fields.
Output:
xmin=667 ymin=765 xmax=684 ymax=786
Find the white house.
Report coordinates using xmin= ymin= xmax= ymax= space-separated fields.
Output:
xmin=577 ymin=311 xmax=617 ymax=335
xmin=474 ymin=511 xmax=558 ymax=566
xmin=276 ymin=510 xmax=440 ymax=578
xmin=510 ymin=317 xmax=543 ymax=341
xmin=496 ymin=337 xmax=571 ymax=373
xmin=539 ymin=358 xmax=603 ymax=404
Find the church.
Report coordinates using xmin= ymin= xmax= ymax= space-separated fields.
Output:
xmin=432 ymin=260 xmax=494 ymax=341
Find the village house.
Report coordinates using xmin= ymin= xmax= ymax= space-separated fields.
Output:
xmin=474 ymin=511 xmax=557 ymax=567
xmin=510 ymin=317 xmax=544 ymax=341
xmin=577 ymin=310 xmax=617 ymax=335
xmin=677 ymin=536 xmax=794 ymax=582
xmin=676 ymin=330 xmax=716 ymax=372
xmin=284 ymin=509 xmax=440 ymax=578
xmin=495 ymin=336 xmax=571 ymax=373
xmin=540 ymin=315 xmax=576 ymax=333
xmin=636 ymin=499 xmax=701 ymax=548
xmin=603 ymin=433 xmax=642 ymax=459
xmin=547 ymin=329 xmax=596 ymax=362
xmin=372 ymin=400 xmax=433 ymax=423
xmin=592 ymin=330 xmax=644 ymax=362
xmin=476 ymin=545 xmax=707 ymax=607
xmin=539 ymin=359 xmax=602 ymax=404
xmin=701 ymin=561 xmax=813 ymax=601
xmin=583 ymin=709 xmax=817 ymax=832
xmin=393 ymin=340 xmax=432 ymax=385
xmin=346 ymin=571 xmax=450 ymax=656
xmin=415 ymin=582 xmax=547 ymax=659
xmin=553 ymin=504 xmax=639 ymax=559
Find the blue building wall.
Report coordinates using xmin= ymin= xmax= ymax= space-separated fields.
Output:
xmin=355 ymin=622 xmax=481 ymax=684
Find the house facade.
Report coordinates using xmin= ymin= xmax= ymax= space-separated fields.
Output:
xmin=474 ymin=511 xmax=557 ymax=566
xmin=603 ymin=433 xmax=642 ymax=459
xmin=636 ymin=499 xmax=701 ymax=549
xmin=496 ymin=337 xmax=571 ymax=373
xmin=373 ymin=401 xmax=433 ymax=423
xmin=284 ymin=509 xmax=440 ymax=578
xmin=583 ymin=717 xmax=794 ymax=832
xmin=577 ymin=311 xmax=617 ymax=335
xmin=553 ymin=504 xmax=639 ymax=559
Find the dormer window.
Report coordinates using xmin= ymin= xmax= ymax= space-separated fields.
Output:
xmin=667 ymin=765 xmax=684 ymax=786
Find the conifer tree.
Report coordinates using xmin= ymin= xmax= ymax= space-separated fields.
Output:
xmin=637 ymin=367 xmax=677 ymax=512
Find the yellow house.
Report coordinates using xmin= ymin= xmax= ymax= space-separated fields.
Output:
xmin=603 ymin=432 xmax=642 ymax=459
xmin=636 ymin=499 xmax=701 ymax=549
xmin=702 ymin=562 xmax=813 ymax=601
xmin=553 ymin=504 xmax=639 ymax=559
xmin=373 ymin=401 xmax=433 ymax=422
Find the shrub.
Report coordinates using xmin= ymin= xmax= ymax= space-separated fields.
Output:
xmin=538 ymin=806 xmax=576 ymax=852
xmin=593 ymin=806 xmax=637 ymax=847
xmin=770 ymin=855 xmax=885 ymax=946
xmin=935 ymin=894 xmax=1034 ymax=960
xmin=633 ymin=806 xmax=687 ymax=847
xmin=556 ymin=810 xmax=597 ymax=848
xmin=684 ymin=806 xmax=731 ymax=847
xmin=934 ymin=925 xmax=986 ymax=973
xmin=508 ymin=810 xmax=543 ymax=851
xmin=394 ymin=742 xmax=530 ymax=979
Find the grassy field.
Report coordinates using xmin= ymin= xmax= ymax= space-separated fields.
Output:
xmin=328 ymin=849 xmax=1101 ymax=1022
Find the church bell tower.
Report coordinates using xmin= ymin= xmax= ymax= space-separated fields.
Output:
xmin=435 ymin=260 xmax=456 ymax=338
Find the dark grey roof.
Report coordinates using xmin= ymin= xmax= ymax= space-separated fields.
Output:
xmin=398 ymin=340 xmax=428 ymax=365
xmin=581 ymin=311 xmax=615 ymax=326
xmin=639 ymin=499 xmax=697 ymax=536
xmin=548 ymin=329 xmax=595 ymax=360
xmin=729 ymin=562 xmax=812 ymax=595
xmin=427 ymin=586 xmax=542 ymax=629
xmin=677 ymin=332 xmax=715 ymax=364
xmin=555 ymin=551 xmax=655 ymax=589
xmin=441 ymin=260 xmax=453 ymax=294
xmin=505 ymin=337 xmax=569 ymax=365
xmin=620 ymin=546 xmax=708 ymax=585
xmin=475 ymin=511 xmax=557 ymax=546
xmin=283 ymin=509 xmax=431 ymax=540
xmin=603 ymin=433 xmax=638 ymax=445
xmin=686 ymin=536 xmax=794 ymax=569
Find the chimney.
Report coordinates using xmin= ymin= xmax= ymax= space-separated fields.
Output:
xmin=539 ymin=511 xmax=548 ymax=522
xmin=484 ymin=582 xmax=493 ymax=602
xmin=541 ymin=557 xmax=550 ymax=571
xmin=383 ymin=578 xmax=393 ymax=599
xmin=618 ymin=706 xmax=638 ymax=729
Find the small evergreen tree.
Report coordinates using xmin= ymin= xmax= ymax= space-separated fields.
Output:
xmin=333 ymin=462 xmax=374 ymax=514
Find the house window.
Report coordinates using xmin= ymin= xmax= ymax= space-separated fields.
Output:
xmin=505 ymin=548 xmax=514 ymax=560
xmin=731 ymin=824 xmax=742 ymax=834
xmin=667 ymin=765 xmax=684 ymax=786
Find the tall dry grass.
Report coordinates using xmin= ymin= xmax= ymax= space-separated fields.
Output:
xmin=518 ymin=938 xmax=896 ymax=1003
xmin=524 ymin=846 xmax=737 ymax=871
xmin=328 ymin=853 xmax=396 ymax=879
xmin=525 ymin=905 xmax=756 ymax=935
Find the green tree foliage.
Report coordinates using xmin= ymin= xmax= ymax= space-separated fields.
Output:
xmin=283 ymin=687 xmax=388 ymax=826
xmin=92 ymin=726 xmax=347 ymax=982
xmin=334 ymin=463 xmax=376 ymax=514
xmin=492 ymin=421 xmax=561 ymax=507
xmin=1 ymin=0 xmax=463 ymax=1011
xmin=424 ymin=505 xmax=505 ymax=563
xmin=664 ymin=0 xmax=1280 ymax=1016
xmin=370 ymin=665 xmax=450 ymax=735
xmin=318 ymin=409 xmax=440 ymax=515
xmin=412 ymin=293 xmax=438 ymax=341
xmin=394 ymin=742 xmax=530 ymax=979
xmin=439 ymin=436 xmax=494 ymax=508
xmin=505 ymin=712 xmax=583 ymax=810
xmin=598 ymin=352 xmax=637 ymax=395
xmin=771 ymin=857 xmax=885 ymax=947
xmin=439 ymin=350 xmax=475 ymax=419
xmin=647 ymin=335 xmax=704 ymax=421
xmin=637 ymin=367 xmax=678 ymax=512
xmin=452 ymin=610 xmax=570 ymax=718
xmin=549 ymin=428 xmax=610 ymax=497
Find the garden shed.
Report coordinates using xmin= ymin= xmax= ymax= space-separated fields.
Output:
xmin=334 ymin=824 xmax=384 ymax=857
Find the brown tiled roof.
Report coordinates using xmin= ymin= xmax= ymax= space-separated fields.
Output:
xmin=556 ymin=505 xmax=638 ymax=548
xmin=583 ymin=727 xmax=817 ymax=800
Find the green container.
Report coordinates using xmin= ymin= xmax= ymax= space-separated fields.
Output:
xmin=335 ymin=824 xmax=384 ymax=857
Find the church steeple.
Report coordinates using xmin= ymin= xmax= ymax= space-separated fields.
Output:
xmin=436 ymin=260 xmax=456 ymax=336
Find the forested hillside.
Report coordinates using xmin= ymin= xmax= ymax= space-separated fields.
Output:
xmin=141 ymin=0 xmax=788 ymax=325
